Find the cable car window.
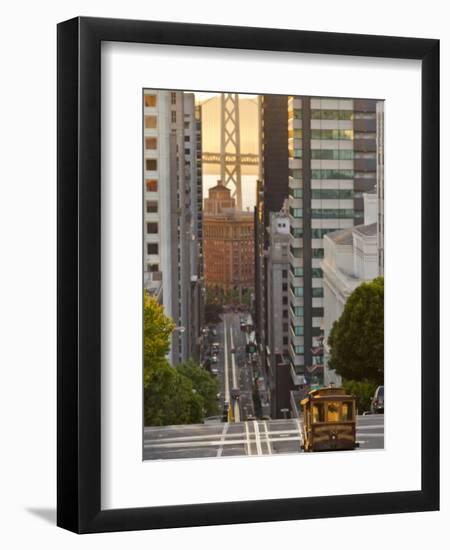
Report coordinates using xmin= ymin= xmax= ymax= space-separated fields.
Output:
xmin=341 ymin=401 xmax=353 ymax=421
xmin=327 ymin=401 xmax=340 ymax=422
xmin=312 ymin=403 xmax=325 ymax=423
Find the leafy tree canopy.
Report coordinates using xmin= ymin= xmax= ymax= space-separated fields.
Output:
xmin=328 ymin=277 xmax=384 ymax=385
xmin=178 ymin=360 xmax=220 ymax=417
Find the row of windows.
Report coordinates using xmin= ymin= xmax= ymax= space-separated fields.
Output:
xmin=290 ymin=246 xmax=303 ymax=258
xmin=289 ymin=169 xmax=303 ymax=179
xmin=311 ymin=109 xmax=353 ymax=120
xmin=312 ymin=268 xmax=323 ymax=278
xmin=291 ymin=304 xmax=304 ymax=316
xmin=290 ymin=284 xmax=303 ymax=297
xmin=311 ymin=149 xmax=354 ymax=160
xmin=312 ymin=248 xmax=324 ymax=259
xmin=290 ymin=207 xmax=303 ymax=219
xmin=290 ymin=227 xmax=303 ymax=238
xmin=311 ymin=129 xmax=354 ymax=140
xmin=292 ymin=323 xmax=304 ymax=336
xmin=289 ymin=187 xmax=303 ymax=199
xmin=311 ymin=189 xmax=354 ymax=199
xmin=291 ymin=266 xmax=304 ymax=277
xmin=289 ymin=284 xmax=322 ymax=298
xmin=311 ymin=169 xmax=354 ymax=180
xmin=292 ymin=344 xmax=305 ymax=355
xmin=311 ymin=208 xmax=354 ymax=219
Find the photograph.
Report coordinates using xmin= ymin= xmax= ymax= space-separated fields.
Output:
xmin=142 ymin=90 xmax=385 ymax=460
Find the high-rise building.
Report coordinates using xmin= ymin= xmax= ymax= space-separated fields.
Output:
xmin=143 ymin=90 xmax=201 ymax=364
xmin=265 ymin=205 xmax=293 ymax=417
xmin=287 ymin=96 xmax=381 ymax=384
xmin=376 ymin=101 xmax=385 ymax=276
xmin=254 ymin=95 xmax=289 ymax=378
xmin=203 ymin=182 xmax=254 ymax=297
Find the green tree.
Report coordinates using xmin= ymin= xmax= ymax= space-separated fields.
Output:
xmin=178 ymin=360 xmax=220 ymax=417
xmin=328 ymin=277 xmax=384 ymax=385
xmin=342 ymin=379 xmax=378 ymax=414
xmin=144 ymin=364 xmax=203 ymax=426
xmin=143 ymin=293 xmax=175 ymax=389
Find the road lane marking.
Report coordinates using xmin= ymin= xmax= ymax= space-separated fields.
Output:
xmin=144 ymin=436 xmax=304 ymax=449
xmin=229 ymin=324 xmax=241 ymax=422
xmin=216 ymin=422 xmax=229 ymax=457
xmin=223 ymin=319 xmax=230 ymax=403
xmin=245 ymin=421 xmax=252 ymax=456
xmin=263 ymin=421 xmax=272 ymax=455
xmin=253 ymin=420 xmax=263 ymax=456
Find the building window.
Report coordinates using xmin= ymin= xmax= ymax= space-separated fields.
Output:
xmin=292 ymin=324 xmax=304 ymax=336
xmin=282 ymin=283 xmax=288 ymax=292
xmin=289 ymin=187 xmax=303 ymax=199
xmin=282 ymin=296 xmax=288 ymax=305
xmin=289 ymin=208 xmax=303 ymax=219
xmin=146 ymin=201 xmax=158 ymax=213
xmin=289 ymin=169 xmax=303 ymax=180
xmin=145 ymin=179 xmax=158 ymax=192
xmin=291 ymin=266 xmax=304 ymax=277
xmin=311 ymin=109 xmax=353 ymax=120
xmin=312 ymin=268 xmax=323 ymax=278
xmin=145 ymin=137 xmax=157 ymax=150
xmin=311 ymin=169 xmax=354 ymax=180
xmin=144 ymin=94 xmax=157 ymax=107
xmin=145 ymin=159 xmax=157 ymax=171
xmin=171 ymin=92 xmax=177 ymax=105
xmin=147 ymin=263 xmax=159 ymax=272
xmin=146 ymin=222 xmax=158 ymax=234
xmin=311 ymin=189 xmax=353 ymax=199
xmin=283 ymin=323 xmax=288 ymax=332
xmin=312 ymin=287 xmax=324 ymax=298
xmin=283 ymin=310 xmax=288 ymax=318
xmin=311 ymin=209 xmax=354 ymax=219
xmin=293 ymin=345 xmax=304 ymax=355
xmin=290 ymin=284 xmax=304 ymax=297
xmin=310 ymin=129 xmax=353 ymax=140
xmin=171 ymin=110 xmax=177 ymax=123
xmin=290 ymin=227 xmax=303 ymax=238
xmin=144 ymin=116 xmax=157 ymax=129
xmin=147 ymin=243 xmax=159 ymax=255
xmin=290 ymin=246 xmax=303 ymax=258
xmin=282 ymin=269 xmax=288 ymax=279
xmin=283 ymin=337 xmax=289 ymax=346
xmin=311 ymin=149 xmax=354 ymax=160
xmin=291 ymin=305 xmax=304 ymax=316
xmin=312 ymin=248 xmax=324 ymax=259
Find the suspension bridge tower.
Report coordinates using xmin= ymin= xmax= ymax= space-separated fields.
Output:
xmin=220 ymin=93 xmax=242 ymax=211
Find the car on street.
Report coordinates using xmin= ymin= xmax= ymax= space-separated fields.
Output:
xmin=370 ymin=385 xmax=384 ymax=414
xmin=211 ymin=355 xmax=218 ymax=364
xmin=203 ymin=416 xmax=223 ymax=424
xmin=231 ymin=387 xmax=240 ymax=400
xmin=222 ymin=401 xmax=229 ymax=422
xmin=210 ymin=367 xmax=219 ymax=375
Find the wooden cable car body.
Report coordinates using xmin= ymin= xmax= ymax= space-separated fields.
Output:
xmin=300 ymin=387 xmax=358 ymax=452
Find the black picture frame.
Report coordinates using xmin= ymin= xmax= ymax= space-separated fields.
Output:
xmin=57 ymin=16 xmax=439 ymax=534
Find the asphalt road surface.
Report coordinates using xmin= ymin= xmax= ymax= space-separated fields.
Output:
xmin=143 ymin=415 xmax=384 ymax=460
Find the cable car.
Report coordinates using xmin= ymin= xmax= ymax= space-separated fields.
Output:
xmin=300 ymin=387 xmax=358 ymax=452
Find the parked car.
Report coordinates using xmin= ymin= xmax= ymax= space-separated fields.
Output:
xmin=370 ymin=385 xmax=384 ymax=414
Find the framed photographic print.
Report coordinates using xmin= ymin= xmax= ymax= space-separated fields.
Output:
xmin=57 ymin=17 xmax=439 ymax=533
